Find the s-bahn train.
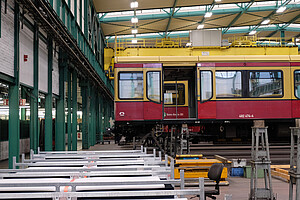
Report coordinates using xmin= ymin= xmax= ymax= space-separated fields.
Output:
xmin=114 ymin=61 xmax=300 ymax=143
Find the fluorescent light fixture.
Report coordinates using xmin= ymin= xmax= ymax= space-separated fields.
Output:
xmin=204 ymin=12 xmax=212 ymax=18
xmin=130 ymin=1 xmax=138 ymax=8
xmin=296 ymin=38 xmax=300 ymax=42
xmin=132 ymin=29 xmax=138 ymax=34
xmin=131 ymin=17 xmax=138 ymax=23
xmin=249 ymin=30 xmax=257 ymax=35
xmin=197 ymin=24 xmax=204 ymax=29
xmin=261 ymin=19 xmax=270 ymax=25
xmin=215 ymin=0 xmax=221 ymax=2
xmin=186 ymin=42 xmax=192 ymax=46
xmin=276 ymin=6 xmax=286 ymax=13
xmin=132 ymin=39 xmax=138 ymax=43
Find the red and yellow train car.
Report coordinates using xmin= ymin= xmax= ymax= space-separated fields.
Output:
xmin=114 ymin=58 xmax=300 ymax=143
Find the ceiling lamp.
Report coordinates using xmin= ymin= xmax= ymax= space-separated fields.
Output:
xmin=132 ymin=39 xmax=138 ymax=43
xmin=276 ymin=6 xmax=286 ymax=13
xmin=249 ymin=30 xmax=257 ymax=35
xmin=215 ymin=0 xmax=222 ymax=2
xmin=261 ymin=19 xmax=270 ymax=25
xmin=204 ymin=12 xmax=212 ymax=18
xmin=130 ymin=1 xmax=138 ymax=8
xmin=131 ymin=17 xmax=138 ymax=23
xmin=197 ymin=24 xmax=204 ymax=29
xmin=132 ymin=29 xmax=138 ymax=34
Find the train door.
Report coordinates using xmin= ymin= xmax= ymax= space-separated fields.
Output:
xmin=197 ymin=65 xmax=216 ymax=119
xmin=143 ymin=64 xmax=163 ymax=120
xmin=163 ymin=66 xmax=197 ymax=119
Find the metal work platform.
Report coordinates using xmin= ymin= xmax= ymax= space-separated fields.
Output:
xmin=0 ymin=146 xmax=206 ymax=200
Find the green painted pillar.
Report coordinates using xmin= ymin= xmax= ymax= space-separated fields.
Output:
xmin=31 ymin=23 xmax=39 ymax=153
xmin=45 ymin=37 xmax=53 ymax=151
xmin=95 ymin=93 xmax=100 ymax=143
xmin=84 ymin=0 xmax=88 ymax=38
xmin=81 ymin=79 xmax=89 ymax=149
xmin=88 ymin=83 xmax=93 ymax=146
xmin=8 ymin=2 xmax=20 ymax=169
xmin=67 ymin=69 xmax=72 ymax=150
xmin=280 ymin=30 xmax=285 ymax=45
xmin=99 ymin=95 xmax=103 ymax=142
xmin=91 ymin=88 xmax=96 ymax=145
xmin=55 ymin=50 xmax=66 ymax=151
xmin=79 ymin=0 xmax=82 ymax=30
xmin=72 ymin=71 xmax=77 ymax=151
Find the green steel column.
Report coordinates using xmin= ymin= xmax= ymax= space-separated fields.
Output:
xmin=56 ymin=0 xmax=61 ymax=18
xmin=81 ymin=79 xmax=89 ymax=149
xmin=62 ymin=1 xmax=66 ymax=24
xmin=88 ymin=83 xmax=92 ymax=146
xmin=79 ymin=0 xmax=82 ymax=29
xmin=99 ymin=94 xmax=103 ymax=142
xmin=49 ymin=0 xmax=54 ymax=7
xmin=45 ymin=37 xmax=53 ymax=151
xmin=95 ymin=93 xmax=100 ymax=143
xmin=31 ymin=23 xmax=39 ymax=153
xmin=67 ymin=69 xmax=71 ymax=150
xmin=84 ymin=0 xmax=88 ymax=38
xmin=72 ymin=71 xmax=77 ymax=151
xmin=91 ymin=88 xmax=96 ymax=145
xmin=55 ymin=51 xmax=66 ymax=151
xmin=8 ymin=2 xmax=20 ymax=169
xmin=281 ymin=30 xmax=285 ymax=45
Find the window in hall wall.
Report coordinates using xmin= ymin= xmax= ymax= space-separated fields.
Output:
xmin=118 ymin=72 xmax=143 ymax=99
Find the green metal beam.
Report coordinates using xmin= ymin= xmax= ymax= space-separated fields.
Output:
xmin=45 ymin=37 xmax=53 ymax=151
xmin=165 ymin=0 xmax=178 ymax=36
xmin=55 ymin=50 xmax=66 ymax=151
xmin=8 ymin=1 xmax=20 ymax=169
xmin=101 ymin=4 xmax=300 ymax=23
xmin=223 ymin=0 xmax=255 ymax=34
xmin=248 ymin=0 xmax=293 ymax=35
xmin=72 ymin=70 xmax=77 ymax=151
xmin=31 ymin=23 xmax=39 ymax=154
xmin=67 ymin=69 xmax=72 ymax=151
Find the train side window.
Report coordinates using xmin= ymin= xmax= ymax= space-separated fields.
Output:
xmin=200 ymin=71 xmax=213 ymax=102
xmin=118 ymin=72 xmax=143 ymax=99
xmin=294 ymin=71 xmax=300 ymax=98
xmin=248 ymin=71 xmax=283 ymax=98
xmin=216 ymin=71 xmax=242 ymax=98
xmin=147 ymin=71 xmax=161 ymax=103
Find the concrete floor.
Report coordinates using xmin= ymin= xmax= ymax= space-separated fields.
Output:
xmin=0 ymin=141 xmax=292 ymax=199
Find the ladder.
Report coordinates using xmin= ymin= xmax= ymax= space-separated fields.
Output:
xmin=289 ymin=128 xmax=300 ymax=200
xmin=249 ymin=127 xmax=275 ymax=200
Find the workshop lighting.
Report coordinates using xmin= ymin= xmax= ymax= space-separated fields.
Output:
xmin=276 ymin=6 xmax=286 ymax=13
xmin=249 ymin=30 xmax=257 ymax=35
xmin=197 ymin=24 xmax=204 ymax=29
xmin=130 ymin=1 xmax=138 ymax=8
xmin=261 ymin=19 xmax=270 ymax=25
xmin=132 ymin=39 xmax=138 ymax=43
xmin=131 ymin=17 xmax=138 ymax=23
xmin=204 ymin=12 xmax=212 ymax=18
xmin=215 ymin=0 xmax=222 ymax=2
xmin=132 ymin=29 xmax=138 ymax=34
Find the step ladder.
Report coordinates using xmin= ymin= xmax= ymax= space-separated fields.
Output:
xmin=249 ymin=127 xmax=275 ymax=200
xmin=289 ymin=128 xmax=300 ymax=200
